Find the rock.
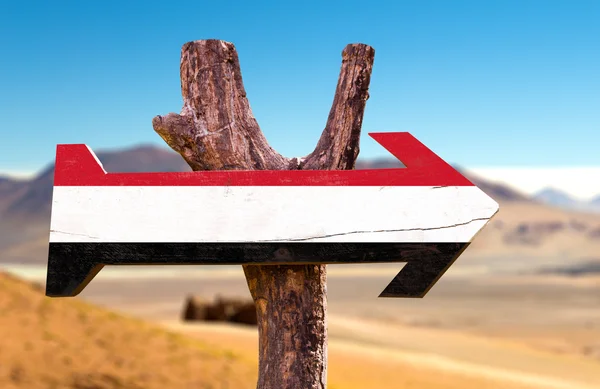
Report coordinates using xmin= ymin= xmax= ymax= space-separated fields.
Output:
xmin=181 ymin=294 xmax=257 ymax=325
xmin=205 ymin=295 xmax=245 ymax=321
xmin=230 ymin=302 xmax=258 ymax=325
xmin=181 ymin=295 xmax=209 ymax=321
xmin=204 ymin=303 xmax=228 ymax=321
xmin=216 ymin=295 xmax=247 ymax=317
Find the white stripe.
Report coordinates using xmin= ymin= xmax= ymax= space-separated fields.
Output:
xmin=49 ymin=186 xmax=498 ymax=243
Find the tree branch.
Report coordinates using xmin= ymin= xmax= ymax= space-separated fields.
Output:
xmin=152 ymin=39 xmax=375 ymax=389
xmin=301 ymin=44 xmax=375 ymax=170
xmin=152 ymin=40 xmax=290 ymax=171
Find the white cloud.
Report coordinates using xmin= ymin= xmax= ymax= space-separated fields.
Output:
xmin=466 ymin=167 xmax=600 ymax=201
xmin=0 ymin=170 xmax=36 ymax=179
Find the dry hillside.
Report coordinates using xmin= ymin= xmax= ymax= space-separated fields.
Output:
xmin=0 ymin=271 xmax=257 ymax=389
xmin=0 ymin=271 xmax=553 ymax=389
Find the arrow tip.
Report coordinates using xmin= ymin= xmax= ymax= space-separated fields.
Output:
xmin=378 ymin=243 xmax=470 ymax=298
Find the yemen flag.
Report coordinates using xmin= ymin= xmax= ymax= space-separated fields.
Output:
xmin=46 ymin=132 xmax=499 ymax=298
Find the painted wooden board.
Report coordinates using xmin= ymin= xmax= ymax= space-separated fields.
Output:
xmin=46 ymin=132 xmax=499 ymax=298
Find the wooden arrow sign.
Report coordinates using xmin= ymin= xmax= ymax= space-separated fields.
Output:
xmin=46 ymin=132 xmax=499 ymax=298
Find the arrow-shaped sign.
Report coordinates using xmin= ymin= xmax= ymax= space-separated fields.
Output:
xmin=46 ymin=132 xmax=499 ymax=298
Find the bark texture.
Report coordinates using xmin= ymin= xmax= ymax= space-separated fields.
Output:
xmin=153 ymin=39 xmax=374 ymax=389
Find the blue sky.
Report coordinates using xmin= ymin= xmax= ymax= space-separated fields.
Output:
xmin=1 ymin=0 xmax=599 ymax=177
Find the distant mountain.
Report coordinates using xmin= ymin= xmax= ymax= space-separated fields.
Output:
xmin=534 ymin=188 xmax=579 ymax=207
xmin=0 ymin=176 xmax=29 ymax=214
xmin=0 ymin=176 xmax=28 ymax=196
xmin=92 ymin=144 xmax=192 ymax=173
xmin=354 ymin=158 xmax=403 ymax=170
xmin=355 ymin=158 xmax=531 ymax=203
xmin=534 ymin=187 xmax=600 ymax=214
xmin=461 ymin=169 xmax=531 ymax=202
xmin=2 ymin=145 xmax=192 ymax=221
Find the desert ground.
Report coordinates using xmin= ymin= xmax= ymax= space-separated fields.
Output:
xmin=5 ymin=259 xmax=600 ymax=389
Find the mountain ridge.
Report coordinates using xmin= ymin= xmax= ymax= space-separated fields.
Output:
xmin=0 ymin=270 xmax=256 ymax=389
xmin=534 ymin=187 xmax=600 ymax=214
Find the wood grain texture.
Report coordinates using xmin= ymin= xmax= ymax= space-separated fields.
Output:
xmin=151 ymin=39 xmax=375 ymax=389
xmin=49 ymin=186 xmax=497 ymax=243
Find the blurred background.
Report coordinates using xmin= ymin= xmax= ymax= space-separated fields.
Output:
xmin=1 ymin=1 xmax=599 ymax=388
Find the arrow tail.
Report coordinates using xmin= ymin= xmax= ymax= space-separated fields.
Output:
xmin=54 ymin=144 xmax=107 ymax=186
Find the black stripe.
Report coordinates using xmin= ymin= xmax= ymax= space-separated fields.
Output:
xmin=46 ymin=242 xmax=469 ymax=298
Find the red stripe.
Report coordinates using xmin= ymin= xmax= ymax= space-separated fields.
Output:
xmin=53 ymin=132 xmax=474 ymax=187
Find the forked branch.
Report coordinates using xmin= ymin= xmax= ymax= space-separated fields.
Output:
xmin=152 ymin=39 xmax=375 ymax=389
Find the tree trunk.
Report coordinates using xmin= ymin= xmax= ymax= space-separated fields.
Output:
xmin=153 ymin=39 xmax=374 ymax=389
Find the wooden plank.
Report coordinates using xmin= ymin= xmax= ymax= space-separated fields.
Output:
xmin=50 ymin=185 xmax=497 ymax=243
xmin=46 ymin=132 xmax=499 ymax=299
xmin=46 ymin=242 xmax=469 ymax=298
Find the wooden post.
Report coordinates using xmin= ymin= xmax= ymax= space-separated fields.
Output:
xmin=152 ymin=39 xmax=375 ymax=389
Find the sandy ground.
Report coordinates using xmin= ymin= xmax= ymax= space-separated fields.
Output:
xmin=164 ymin=319 xmax=600 ymax=389
xmin=6 ymin=267 xmax=600 ymax=389
xmin=5 ymin=262 xmax=600 ymax=388
xmin=0 ymin=271 xmax=258 ymax=389
xmin=9 ymin=264 xmax=593 ymax=389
